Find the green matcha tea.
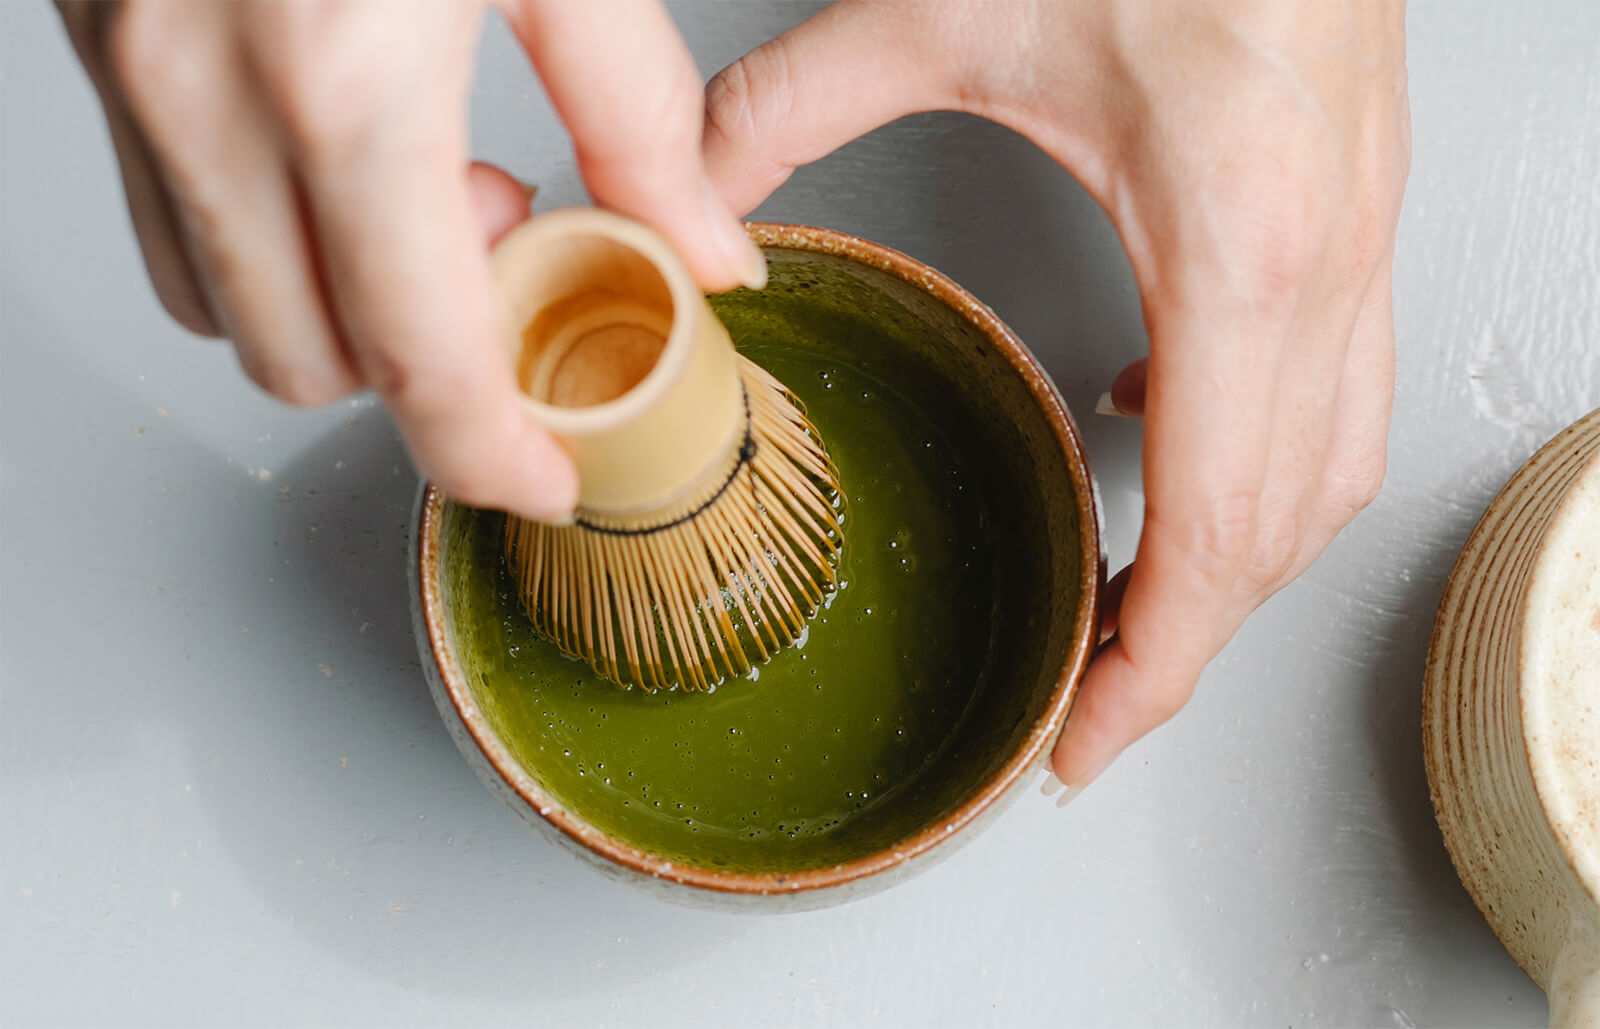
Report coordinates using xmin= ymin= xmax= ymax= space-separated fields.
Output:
xmin=445 ymin=284 xmax=1031 ymax=874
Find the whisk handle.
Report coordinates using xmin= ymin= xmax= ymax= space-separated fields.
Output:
xmin=491 ymin=208 xmax=748 ymax=516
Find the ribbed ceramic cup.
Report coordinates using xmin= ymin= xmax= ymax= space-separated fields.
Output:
xmin=1424 ymin=407 xmax=1600 ymax=1026
xmin=411 ymin=223 xmax=1104 ymax=911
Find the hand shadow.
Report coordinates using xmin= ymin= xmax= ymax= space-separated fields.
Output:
xmin=191 ymin=407 xmax=758 ymax=1000
xmin=0 ymin=289 xmax=749 ymax=1005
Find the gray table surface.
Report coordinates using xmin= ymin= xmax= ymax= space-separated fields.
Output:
xmin=3 ymin=2 xmax=1597 ymax=1026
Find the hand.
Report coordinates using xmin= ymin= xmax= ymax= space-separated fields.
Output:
xmin=703 ymin=0 xmax=1411 ymax=798
xmin=57 ymin=0 xmax=766 ymax=522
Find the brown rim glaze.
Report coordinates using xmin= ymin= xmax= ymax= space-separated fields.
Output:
xmin=416 ymin=222 xmax=1103 ymax=897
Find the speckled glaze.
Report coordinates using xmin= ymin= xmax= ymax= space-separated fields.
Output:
xmin=411 ymin=223 xmax=1103 ymax=911
xmin=1424 ymin=408 xmax=1600 ymax=1026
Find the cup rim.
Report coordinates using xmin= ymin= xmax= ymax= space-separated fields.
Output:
xmin=415 ymin=221 xmax=1104 ymax=897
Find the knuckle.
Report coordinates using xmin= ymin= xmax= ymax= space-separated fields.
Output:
xmin=246 ymin=9 xmax=389 ymax=155
xmin=362 ymin=350 xmax=420 ymax=411
xmin=271 ymin=78 xmax=368 ymax=157
xmin=704 ymin=59 xmax=757 ymax=148
xmin=705 ymin=44 xmax=792 ymax=154
xmin=1237 ymin=188 xmax=1327 ymax=300
xmin=1347 ymin=211 xmax=1387 ymax=279
xmin=266 ymin=73 xmax=368 ymax=157
xmin=1345 ymin=176 xmax=1401 ymax=280
xmin=1168 ymin=490 xmax=1258 ymax=582
xmin=1245 ymin=510 xmax=1302 ymax=588
xmin=1322 ymin=449 xmax=1388 ymax=522
xmin=1203 ymin=127 xmax=1339 ymax=300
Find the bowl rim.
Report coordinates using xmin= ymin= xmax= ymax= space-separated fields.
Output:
xmin=415 ymin=221 xmax=1104 ymax=896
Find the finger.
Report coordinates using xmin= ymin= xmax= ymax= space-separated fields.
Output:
xmin=288 ymin=42 xmax=577 ymax=520
xmin=467 ymin=161 xmax=536 ymax=246
xmin=107 ymin=2 xmax=363 ymax=405
xmin=1108 ymin=358 xmax=1149 ymax=416
xmin=1050 ymin=297 xmax=1288 ymax=791
xmin=1308 ymin=261 xmax=1395 ymax=547
xmin=499 ymin=0 xmax=763 ymax=291
xmin=1237 ymin=265 xmax=1374 ymax=597
xmin=1233 ymin=274 xmax=1390 ymax=599
xmin=57 ymin=1 xmax=218 ymax=336
xmin=702 ymin=0 xmax=953 ymax=215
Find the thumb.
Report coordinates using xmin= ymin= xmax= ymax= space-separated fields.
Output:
xmin=703 ymin=1 xmax=958 ymax=216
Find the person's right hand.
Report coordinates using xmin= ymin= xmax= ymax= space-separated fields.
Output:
xmin=58 ymin=0 xmax=766 ymax=522
xmin=703 ymin=0 xmax=1410 ymax=799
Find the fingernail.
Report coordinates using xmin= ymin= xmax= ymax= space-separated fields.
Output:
xmin=501 ymin=495 xmax=574 ymax=525
xmin=1095 ymin=391 xmax=1136 ymax=418
xmin=523 ymin=503 xmax=576 ymax=527
xmin=514 ymin=177 xmax=539 ymax=206
xmin=1039 ymin=770 xmax=1065 ymax=797
xmin=541 ymin=490 xmax=579 ymax=526
xmin=704 ymin=182 xmax=766 ymax=290
xmin=1056 ymin=755 xmax=1115 ymax=808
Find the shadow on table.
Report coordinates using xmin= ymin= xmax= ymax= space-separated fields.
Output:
xmin=186 ymin=409 xmax=759 ymax=1002
xmin=0 ymin=295 xmax=736 ymax=1004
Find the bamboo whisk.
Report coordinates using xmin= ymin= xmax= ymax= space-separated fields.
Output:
xmin=491 ymin=208 xmax=843 ymax=691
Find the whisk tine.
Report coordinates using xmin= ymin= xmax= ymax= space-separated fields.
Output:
xmin=656 ymin=538 xmax=716 ymax=689
xmin=506 ymin=355 xmax=841 ymax=690
xmin=707 ymin=500 xmax=785 ymax=651
xmin=722 ymin=486 xmax=807 ymax=634
xmin=698 ymin=495 xmax=776 ymax=663
xmin=761 ymin=467 xmax=839 ymax=569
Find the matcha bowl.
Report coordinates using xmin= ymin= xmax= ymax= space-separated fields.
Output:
xmin=411 ymin=224 xmax=1103 ymax=911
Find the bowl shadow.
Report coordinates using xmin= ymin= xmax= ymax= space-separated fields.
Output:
xmin=186 ymin=408 xmax=758 ymax=1000
xmin=2 ymin=294 xmax=760 ymax=1004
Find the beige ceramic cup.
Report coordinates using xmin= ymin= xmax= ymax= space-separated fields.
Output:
xmin=1424 ymin=408 xmax=1600 ymax=1027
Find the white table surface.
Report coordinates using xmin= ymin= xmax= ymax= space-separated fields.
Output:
xmin=3 ymin=2 xmax=1597 ymax=1026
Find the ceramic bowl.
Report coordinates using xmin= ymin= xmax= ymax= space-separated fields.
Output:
xmin=1424 ymin=407 xmax=1600 ymax=1025
xmin=411 ymin=223 xmax=1104 ymax=911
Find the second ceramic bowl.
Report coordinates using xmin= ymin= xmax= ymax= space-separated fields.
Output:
xmin=412 ymin=223 xmax=1104 ymax=910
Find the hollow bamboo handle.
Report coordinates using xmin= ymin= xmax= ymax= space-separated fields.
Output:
xmin=489 ymin=208 xmax=746 ymax=516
